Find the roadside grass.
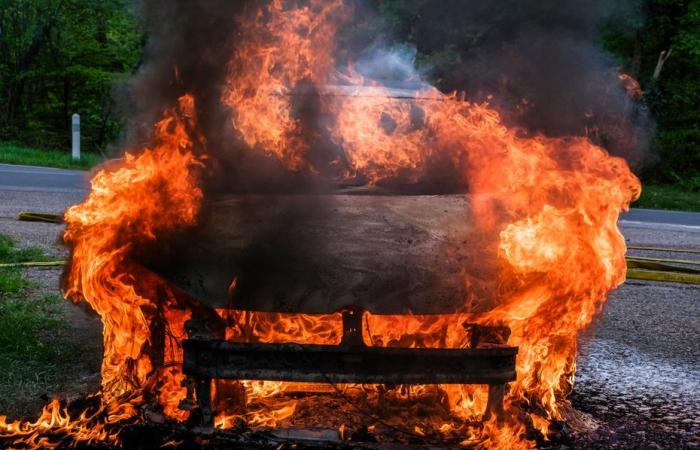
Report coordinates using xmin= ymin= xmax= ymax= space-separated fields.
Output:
xmin=0 ymin=295 xmax=76 ymax=407
xmin=0 ymin=235 xmax=48 ymax=263
xmin=633 ymin=184 xmax=700 ymax=212
xmin=0 ymin=234 xmax=81 ymax=417
xmin=0 ymin=142 xmax=102 ymax=170
xmin=0 ymin=235 xmax=49 ymax=294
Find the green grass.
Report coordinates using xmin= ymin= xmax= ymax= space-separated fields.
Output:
xmin=0 ymin=268 xmax=28 ymax=294
xmin=0 ymin=234 xmax=79 ymax=417
xmin=0 ymin=235 xmax=48 ymax=263
xmin=633 ymin=184 xmax=700 ymax=212
xmin=0 ymin=142 xmax=102 ymax=170
xmin=0 ymin=235 xmax=50 ymax=294
xmin=0 ymin=294 xmax=72 ymax=388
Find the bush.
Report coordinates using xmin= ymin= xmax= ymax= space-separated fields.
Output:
xmin=651 ymin=129 xmax=700 ymax=186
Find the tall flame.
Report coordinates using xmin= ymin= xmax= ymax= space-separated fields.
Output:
xmin=222 ymin=0 xmax=349 ymax=169
xmin=1 ymin=95 xmax=205 ymax=448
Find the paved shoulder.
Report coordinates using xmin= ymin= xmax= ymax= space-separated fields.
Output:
xmin=0 ymin=163 xmax=88 ymax=192
xmin=621 ymin=208 xmax=700 ymax=232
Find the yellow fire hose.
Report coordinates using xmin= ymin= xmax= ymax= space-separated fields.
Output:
xmin=626 ymin=258 xmax=700 ymax=273
xmin=0 ymin=260 xmax=66 ymax=268
xmin=626 ymin=258 xmax=700 ymax=285
xmin=17 ymin=211 xmax=63 ymax=223
xmin=626 ymin=268 xmax=700 ymax=284
xmin=625 ymin=246 xmax=700 ymax=284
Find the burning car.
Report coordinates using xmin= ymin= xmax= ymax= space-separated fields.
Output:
xmin=0 ymin=0 xmax=641 ymax=448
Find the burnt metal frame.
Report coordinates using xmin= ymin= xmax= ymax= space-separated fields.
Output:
xmin=183 ymin=309 xmax=518 ymax=425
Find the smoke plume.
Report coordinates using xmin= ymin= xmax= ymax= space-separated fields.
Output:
xmin=124 ymin=0 xmax=650 ymax=187
xmin=374 ymin=0 xmax=652 ymax=165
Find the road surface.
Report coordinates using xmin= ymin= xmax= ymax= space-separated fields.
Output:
xmin=0 ymin=163 xmax=87 ymax=192
xmin=1 ymin=163 xmax=698 ymax=228
xmin=622 ymin=208 xmax=699 ymax=229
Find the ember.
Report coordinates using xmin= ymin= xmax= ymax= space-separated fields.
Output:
xmin=0 ymin=0 xmax=641 ymax=448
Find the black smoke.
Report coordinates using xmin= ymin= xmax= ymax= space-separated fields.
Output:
xmin=124 ymin=1 xmax=245 ymax=145
xmin=368 ymin=0 xmax=653 ymax=167
xmin=124 ymin=0 xmax=651 ymax=186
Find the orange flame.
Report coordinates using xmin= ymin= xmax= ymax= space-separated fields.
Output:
xmin=62 ymin=94 xmax=204 ymax=416
xmin=1 ymin=95 xmax=205 ymax=449
xmin=222 ymin=0 xmax=350 ymax=169
xmin=215 ymin=0 xmax=640 ymax=444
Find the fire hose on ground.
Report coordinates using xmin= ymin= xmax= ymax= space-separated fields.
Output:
xmin=626 ymin=258 xmax=700 ymax=284
xmin=625 ymin=246 xmax=700 ymax=284
xmin=10 ymin=212 xmax=700 ymax=285
xmin=17 ymin=211 xmax=63 ymax=223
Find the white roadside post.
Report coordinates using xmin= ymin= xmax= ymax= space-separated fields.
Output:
xmin=71 ymin=113 xmax=80 ymax=161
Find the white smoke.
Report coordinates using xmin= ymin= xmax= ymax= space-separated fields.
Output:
xmin=354 ymin=44 xmax=430 ymax=89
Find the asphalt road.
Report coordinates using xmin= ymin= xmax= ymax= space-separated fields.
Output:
xmin=622 ymin=208 xmax=699 ymax=228
xmin=0 ymin=163 xmax=88 ymax=192
xmin=1 ymin=163 xmax=698 ymax=228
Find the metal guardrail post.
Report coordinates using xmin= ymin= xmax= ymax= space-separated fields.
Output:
xmin=71 ymin=113 xmax=80 ymax=161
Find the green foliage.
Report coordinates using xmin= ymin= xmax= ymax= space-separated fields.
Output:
xmin=602 ymin=0 xmax=700 ymax=184
xmin=0 ymin=0 xmax=141 ymax=154
xmin=0 ymin=141 xmax=102 ymax=168
xmin=634 ymin=183 xmax=700 ymax=211
xmin=653 ymin=128 xmax=700 ymax=183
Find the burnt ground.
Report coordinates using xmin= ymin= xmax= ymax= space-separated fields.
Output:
xmin=0 ymin=188 xmax=698 ymax=448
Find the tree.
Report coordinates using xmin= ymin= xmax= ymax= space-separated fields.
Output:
xmin=0 ymin=0 xmax=141 ymax=153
